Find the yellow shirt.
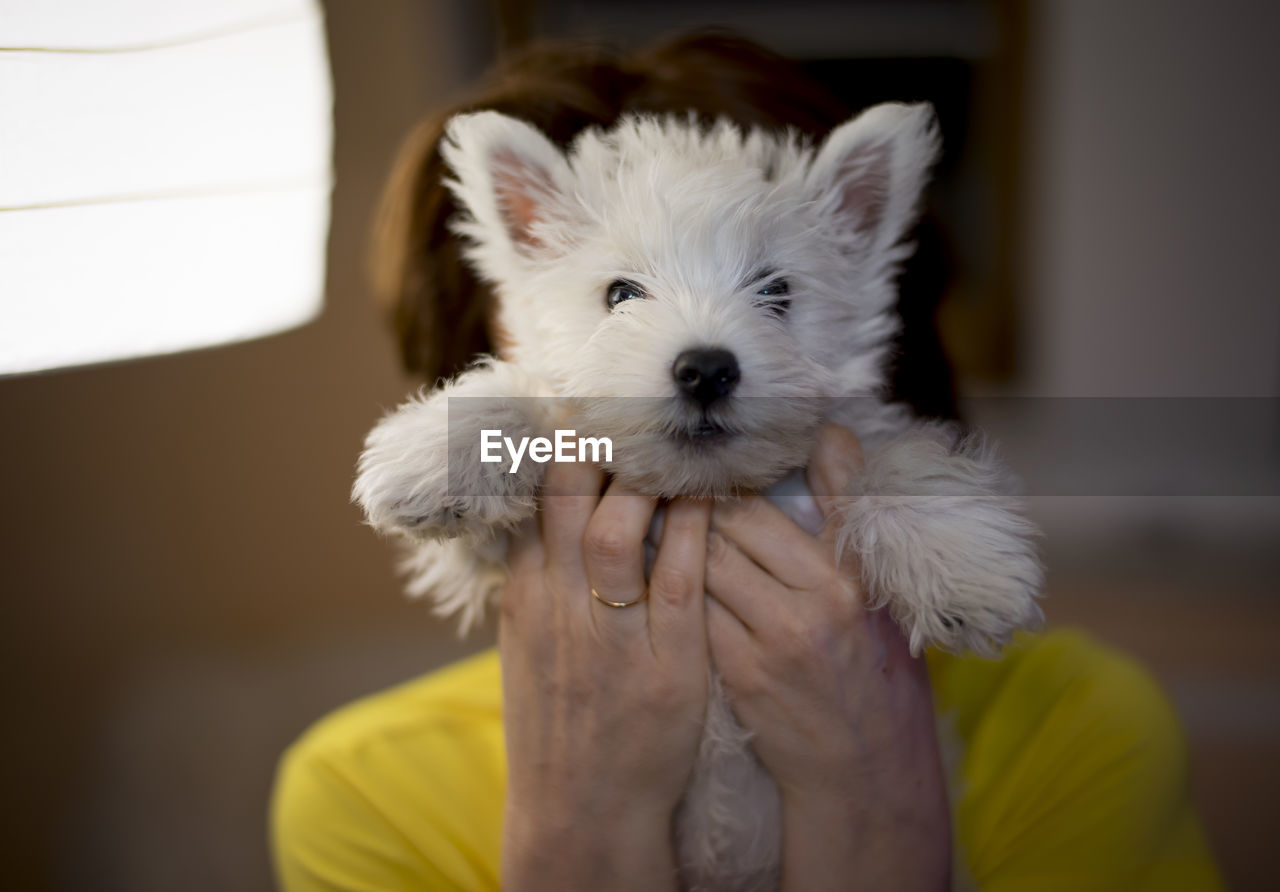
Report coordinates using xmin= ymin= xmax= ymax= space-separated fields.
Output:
xmin=270 ymin=629 xmax=1222 ymax=891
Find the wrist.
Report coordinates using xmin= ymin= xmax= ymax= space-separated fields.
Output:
xmin=503 ymin=798 xmax=679 ymax=892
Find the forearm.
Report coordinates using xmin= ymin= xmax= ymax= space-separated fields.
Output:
xmin=779 ymin=771 xmax=951 ymax=891
xmin=502 ymin=802 xmax=680 ymax=892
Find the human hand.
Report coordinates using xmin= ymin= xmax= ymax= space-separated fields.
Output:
xmin=499 ymin=459 xmax=712 ymax=892
xmin=706 ymin=423 xmax=952 ymax=890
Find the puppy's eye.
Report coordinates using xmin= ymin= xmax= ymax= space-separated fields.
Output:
xmin=755 ymin=278 xmax=790 ymax=318
xmin=756 ymin=278 xmax=789 ymax=298
xmin=605 ymin=279 xmax=646 ymax=311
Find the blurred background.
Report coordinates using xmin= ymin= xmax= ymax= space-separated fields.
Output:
xmin=2 ymin=0 xmax=1277 ymax=889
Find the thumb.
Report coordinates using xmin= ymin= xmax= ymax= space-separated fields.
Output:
xmin=805 ymin=423 xmax=864 ymax=539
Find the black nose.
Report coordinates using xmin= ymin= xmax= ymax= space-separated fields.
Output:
xmin=672 ymin=348 xmax=740 ymax=407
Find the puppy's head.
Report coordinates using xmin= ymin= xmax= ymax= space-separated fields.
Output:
xmin=441 ymin=106 xmax=939 ymax=496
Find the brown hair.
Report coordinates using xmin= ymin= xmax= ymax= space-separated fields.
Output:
xmin=369 ymin=31 xmax=956 ymax=416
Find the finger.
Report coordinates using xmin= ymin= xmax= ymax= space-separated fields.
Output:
xmin=498 ymin=517 xmax=547 ymax=658
xmin=703 ymin=529 xmax=788 ymax=633
xmin=539 ymin=459 xmax=604 ymax=590
xmin=710 ymin=496 xmax=831 ymax=590
xmin=647 ymin=498 xmax=711 ymax=661
xmin=805 ymin=423 xmax=864 ymax=538
xmin=582 ymin=479 xmax=657 ymax=634
xmin=506 ymin=515 xmax=544 ymax=575
xmin=705 ymin=595 xmax=755 ymax=685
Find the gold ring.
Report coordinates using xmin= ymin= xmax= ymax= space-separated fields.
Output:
xmin=590 ymin=587 xmax=648 ymax=609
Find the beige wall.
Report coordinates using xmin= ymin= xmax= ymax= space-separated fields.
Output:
xmin=1020 ymin=0 xmax=1280 ymax=400
xmin=1014 ymin=3 xmax=1280 ymax=885
xmin=0 ymin=3 xmax=494 ymax=888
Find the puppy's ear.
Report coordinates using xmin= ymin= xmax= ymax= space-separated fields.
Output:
xmin=441 ymin=111 xmax=574 ymax=279
xmin=807 ymin=103 xmax=940 ymax=256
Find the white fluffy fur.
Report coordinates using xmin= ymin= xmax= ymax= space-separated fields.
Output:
xmin=353 ymin=104 xmax=1042 ymax=891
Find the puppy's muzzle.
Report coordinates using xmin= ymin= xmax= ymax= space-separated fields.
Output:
xmin=673 ymin=347 xmax=739 ymax=408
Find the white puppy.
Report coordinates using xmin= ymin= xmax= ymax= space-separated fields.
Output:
xmin=354 ymin=104 xmax=1043 ymax=891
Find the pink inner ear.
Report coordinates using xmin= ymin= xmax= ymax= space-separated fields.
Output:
xmin=836 ymin=141 xmax=891 ymax=237
xmin=492 ymin=149 xmax=550 ymax=249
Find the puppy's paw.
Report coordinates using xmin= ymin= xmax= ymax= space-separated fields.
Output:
xmin=882 ymin=504 xmax=1043 ymax=656
xmin=353 ymin=386 xmax=542 ymax=542
xmin=379 ymin=487 xmax=538 ymax=541
xmin=842 ymin=425 xmax=1044 ymax=655
xmin=383 ymin=494 xmax=526 ymax=540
